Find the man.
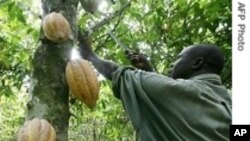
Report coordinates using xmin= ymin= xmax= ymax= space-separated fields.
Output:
xmin=78 ymin=34 xmax=231 ymax=141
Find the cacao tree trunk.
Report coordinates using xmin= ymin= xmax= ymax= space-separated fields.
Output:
xmin=26 ymin=0 xmax=78 ymax=140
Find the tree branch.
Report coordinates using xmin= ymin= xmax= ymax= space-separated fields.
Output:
xmin=84 ymin=1 xmax=131 ymax=35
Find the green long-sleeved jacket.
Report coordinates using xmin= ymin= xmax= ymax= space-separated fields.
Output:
xmin=112 ymin=67 xmax=231 ymax=141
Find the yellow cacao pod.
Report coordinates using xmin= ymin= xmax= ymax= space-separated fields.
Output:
xmin=80 ymin=0 xmax=99 ymax=14
xmin=66 ymin=59 xmax=100 ymax=108
xmin=17 ymin=118 xmax=56 ymax=141
xmin=42 ymin=12 xmax=71 ymax=43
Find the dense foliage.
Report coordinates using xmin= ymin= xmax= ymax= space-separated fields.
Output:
xmin=0 ymin=0 xmax=231 ymax=140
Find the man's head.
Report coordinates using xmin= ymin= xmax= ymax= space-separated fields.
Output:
xmin=168 ymin=44 xmax=224 ymax=79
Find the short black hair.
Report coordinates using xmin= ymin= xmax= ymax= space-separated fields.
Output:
xmin=189 ymin=44 xmax=225 ymax=74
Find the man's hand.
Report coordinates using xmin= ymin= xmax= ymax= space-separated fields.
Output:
xmin=125 ymin=50 xmax=154 ymax=72
xmin=78 ymin=30 xmax=94 ymax=59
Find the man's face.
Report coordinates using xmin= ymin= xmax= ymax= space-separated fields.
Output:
xmin=168 ymin=47 xmax=194 ymax=79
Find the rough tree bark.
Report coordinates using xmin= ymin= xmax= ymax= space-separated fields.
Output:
xmin=26 ymin=0 xmax=78 ymax=140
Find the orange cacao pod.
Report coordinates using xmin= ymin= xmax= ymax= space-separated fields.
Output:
xmin=66 ymin=59 xmax=99 ymax=108
xmin=42 ymin=12 xmax=71 ymax=43
xmin=17 ymin=118 xmax=56 ymax=141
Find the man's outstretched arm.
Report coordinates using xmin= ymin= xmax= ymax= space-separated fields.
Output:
xmin=78 ymin=31 xmax=119 ymax=80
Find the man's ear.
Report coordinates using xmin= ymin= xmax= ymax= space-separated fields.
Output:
xmin=192 ymin=57 xmax=204 ymax=70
